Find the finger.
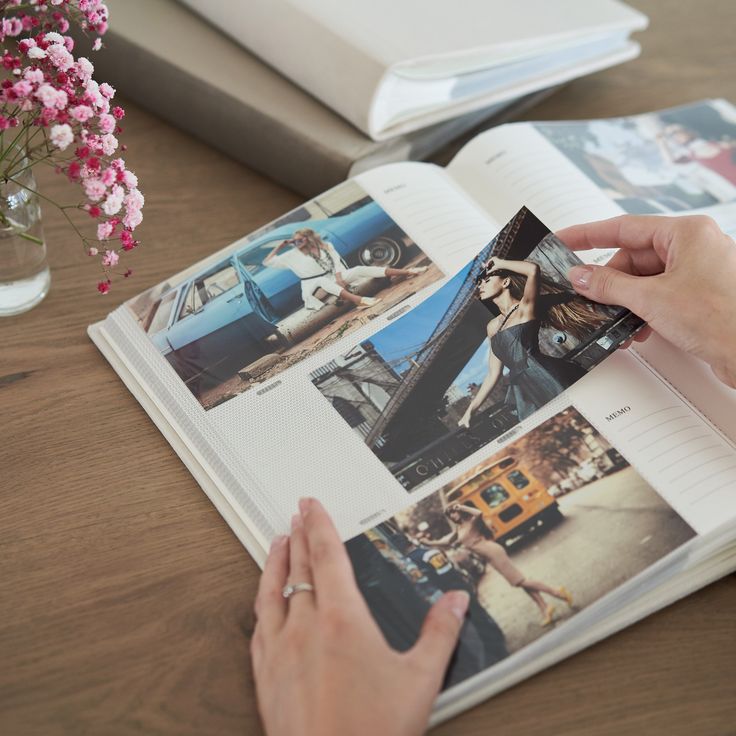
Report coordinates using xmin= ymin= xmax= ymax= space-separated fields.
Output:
xmin=567 ymin=264 xmax=656 ymax=319
xmin=254 ymin=535 xmax=290 ymax=636
xmin=557 ymin=214 xmax=680 ymax=254
xmin=633 ymin=324 xmax=653 ymax=343
xmin=299 ymin=498 xmax=362 ymax=608
xmin=605 ymin=247 xmax=665 ymax=277
xmin=406 ymin=591 xmax=469 ymax=686
xmin=287 ymin=513 xmax=316 ymax=615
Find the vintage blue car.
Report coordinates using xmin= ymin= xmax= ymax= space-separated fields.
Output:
xmin=143 ymin=201 xmax=415 ymax=393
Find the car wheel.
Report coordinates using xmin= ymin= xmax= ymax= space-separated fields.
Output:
xmin=543 ymin=504 xmax=564 ymax=525
xmin=359 ymin=236 xmax=403 ymax=268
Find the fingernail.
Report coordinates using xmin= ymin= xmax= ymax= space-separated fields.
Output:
xmin=569 ymin=265 xmax=594 ymax=289
xmin=270 ymin=535 xmax=287 ymax=550
xmin=291 ymin=513 xmax=302 ymax=530
xmin=446 ymin=590 xmax=470 ymax=621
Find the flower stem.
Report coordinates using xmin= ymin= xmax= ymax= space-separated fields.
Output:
xmin=0 ymin=210 xmax=44 ymax=245
xmin=6 ymin=175 xmax=91 ymax=247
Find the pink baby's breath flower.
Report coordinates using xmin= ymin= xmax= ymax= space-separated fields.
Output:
xmin=87 ymin=246 xmax=98 ymax=256
xmin=101 ymin=184 xmax=124 ymax=215
xmin=92 ymin=38 xmax=102 ymax=51
xmin=35 ymin=83 xmax=60 ymax=108
xmin=66 ymin=160 xmax=82 ymax=180
xmin=27 ymin=46 xmax=47 ymax=60
xmin=50 ymin=122 xmax=74 ymax=150
xmin=83 ymin=177 xmax=106 ymax=202
xmin=100 ymin=132 xmax=117 ymax=156
xmin=120 ymin=229 xmax=136 ymax=250
xmin=47 ymin=43 xmax=74 ymax=71
xmin=12 ymin=80 xmax=32 ymax=98
xmin=98 ymin=112 xmax=115 ymax=133
xmin=97 ymin=280 xmax=111 ymax=294
xmin=44 ymin=32 xmax=65 ymax=45
xmin=76 ymin=56 xmax=93 ymax=80
xmin=100 ymin=166 xmax=116 ymax=186
xmin=112 ymin=105 xmax=124 ymax=120
xmin=122 ymin=170 xmax=137 ymax=189
xmin=84 ymin=78 xmax=104 ymax=107
xmin=123 ymin=208 xmax=142 ymax=230
xmin=124 ymin=188 xmax=144 ymax=211
xmin=101 ymin=249 xmax=119 ymax=267
xmin=97 ymin=220 xmax=114 ymax=240
xmin=2 ymin=18 xmax=23 ymax=37
xmin=23 ymin=68 xmax=43 ymax=84
xmin=99 ymin=82 xmax=114 ymax=99
xmin=70 ymin=104 xmax=94 ymax=122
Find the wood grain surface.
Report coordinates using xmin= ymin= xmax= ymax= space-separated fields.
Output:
xmin=2 ymin=1 xmax=735 ymax=734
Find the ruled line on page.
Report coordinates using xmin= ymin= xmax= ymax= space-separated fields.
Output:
xmin=637 ymin=422 xmax=703 ymax=453
xmin=629 ymin=412 xmax=692 ymax=441
xmin=625 ymin=417 xmax=736 ymax=511
xmin=620 ymin=406 xmax=682 ymax=431
xmin=652 ymin=439 xmax=717 ymax=467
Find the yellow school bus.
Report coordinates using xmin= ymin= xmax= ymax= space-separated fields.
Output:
xmin=443 ymin=456 xmax=561 ymax=545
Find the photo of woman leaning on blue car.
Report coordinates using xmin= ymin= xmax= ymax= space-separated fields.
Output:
xmin=127 ymin=181 xmax=441 ymax=409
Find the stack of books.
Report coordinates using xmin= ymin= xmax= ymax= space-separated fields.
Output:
xmin=94 ymin=0 xmax=646 ymax=196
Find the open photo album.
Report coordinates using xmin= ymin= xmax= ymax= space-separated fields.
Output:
xmin=90 ymin=100 xmax=736 ymax=724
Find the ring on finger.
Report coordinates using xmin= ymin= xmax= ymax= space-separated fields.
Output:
xmin=282 ymin=582 xmax=315 ymax=599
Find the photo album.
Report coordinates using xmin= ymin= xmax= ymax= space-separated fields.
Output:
xmin=89 ymin=100 xmax=736 ymax=724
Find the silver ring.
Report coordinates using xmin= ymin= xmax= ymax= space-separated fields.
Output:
xmin=282 ymin=582 xmax=315 ymax=599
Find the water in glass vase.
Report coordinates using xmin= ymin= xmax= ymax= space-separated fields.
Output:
xmin=0 ymin=169 xmax=50 ymax=316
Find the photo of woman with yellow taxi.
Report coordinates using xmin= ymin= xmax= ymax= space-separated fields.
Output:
xmin=345 ymin=406 xmax=695 ymax=689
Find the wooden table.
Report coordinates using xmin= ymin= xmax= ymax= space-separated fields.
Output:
xmin=2 ymin=1 xmax=735 ymax=733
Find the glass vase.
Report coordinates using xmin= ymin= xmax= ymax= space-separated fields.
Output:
xmin=0 ymin=167 xmax=50 ymax=316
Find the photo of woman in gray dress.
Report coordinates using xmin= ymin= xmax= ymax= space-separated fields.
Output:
xmin=458 ymin=257 xmax=604 ymax=427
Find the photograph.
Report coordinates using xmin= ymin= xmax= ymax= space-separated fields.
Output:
xmin=534 ymin=100 xmax=736 ymax=214
xmin=345 ymin=407 xmax=696 ymax=690
xmin=311 ymin=207 xmax=644 ymax=491
xmin=127 ymin=180 xmax=442 ymax=408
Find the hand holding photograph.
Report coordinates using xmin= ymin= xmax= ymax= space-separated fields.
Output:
xmin=312 ymin=207 xmax=644 ymax=490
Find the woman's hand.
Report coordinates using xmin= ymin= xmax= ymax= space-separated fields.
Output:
xmin=559 ymin=215 xmax=736 ymax=388
xmin=251 ymin=498 xmax=470 ymax=736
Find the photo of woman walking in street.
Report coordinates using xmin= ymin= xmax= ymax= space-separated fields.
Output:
xmin=421 ymin=502 xmax=573 ymax=626
xmin=264 ymin=227 xmax=427 ymax=312
xmin=458 ymin=256 xmax=605 ymax=427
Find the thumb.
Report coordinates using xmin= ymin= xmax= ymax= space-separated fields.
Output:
xmin=568 ymin=264 xmax=650 ymax=316
xmin=407 ymin=590 xmax=469 ymax=681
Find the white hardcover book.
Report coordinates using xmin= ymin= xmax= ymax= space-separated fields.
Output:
xmin=178 ymin=0 xmax=648 ymax=139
